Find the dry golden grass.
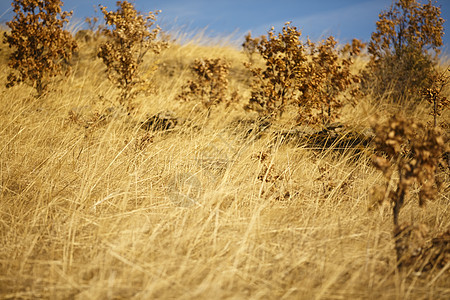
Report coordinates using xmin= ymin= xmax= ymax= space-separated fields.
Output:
xmin=0 ymin=32 xmax=449 ymax=299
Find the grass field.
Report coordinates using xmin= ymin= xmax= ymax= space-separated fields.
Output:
xmin=0 ymin=31 xmax=449 ymax=299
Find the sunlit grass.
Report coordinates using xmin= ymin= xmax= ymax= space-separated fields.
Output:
xmin=0 ymin=30 xmax=449 ymax=299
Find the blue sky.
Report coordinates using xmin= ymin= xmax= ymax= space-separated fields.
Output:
xmin=1 ymin=0 xmax=449 ymax=52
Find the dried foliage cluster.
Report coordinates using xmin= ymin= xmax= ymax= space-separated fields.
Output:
xmin=97 ymin=1 xmax=167 ymax=109
xmin=365 ymin=0 xmax=444 ymax=102
xmin=371 ymin=115 xmax=448 ymax=267
xmin=243 ymin=23 xmax=362 ymax=125
xmin=244 ymin=23 xmax=307 ymax=118
xmin=3 ymin=0 xmax=77 ymax=96
xmin=242 ymin=33 xmax=261 ymax=64
xmin=422 ymin=67 xmax=450 ymax=128
xmin=302 ymin=37 xmax=362 ymax=125
xmin=178 ymin=58 xmax=237 ymax=109
xmin=371 ymin=115 xmax=447 ymax=225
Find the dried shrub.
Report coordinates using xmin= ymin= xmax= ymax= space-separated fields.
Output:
xmin=178 ymin=58 xmax=237 ymax=110
xmin=300 ymin=37 xmax=363 ymax=125
xmin=75 ymin=15 xmax=104 ymax=43
xmin=371 ymin=115 xmax=448 ymax=267
xmin=244 ymin=22 xmax=361 ymax=125
xmin=3 ymin=0 xmax=78 ymax=97
xmin=242 ymin=32 xmax=261 ymax=64
xmin=422 ymin=66 xmax=450 ymax=128
xmin=365 ymin=0 xmax=444 ymax=102
xmin=97 ymin=1 xmax=167 ymax=110
xmin=244 ymin=22 xmax=307 ymax=118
